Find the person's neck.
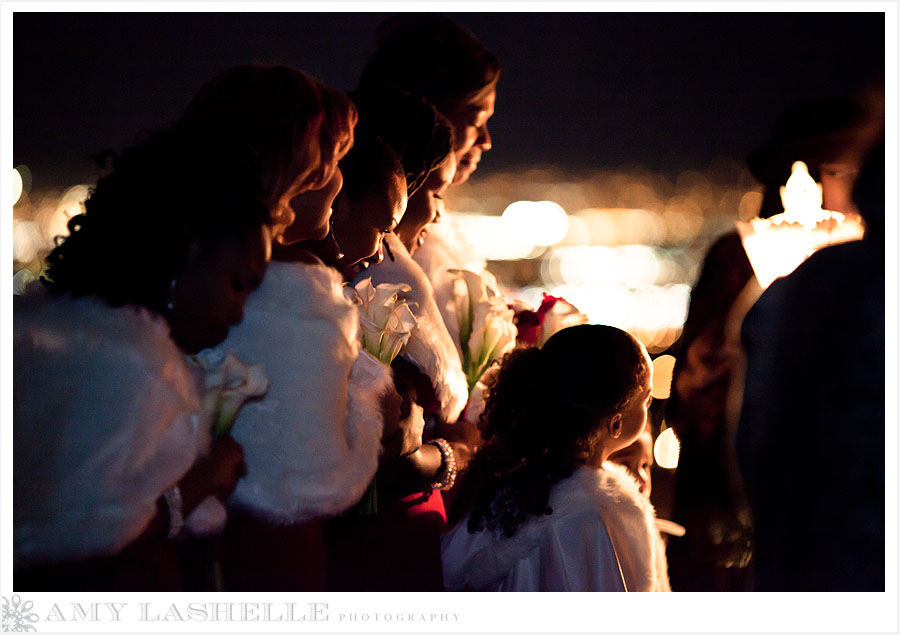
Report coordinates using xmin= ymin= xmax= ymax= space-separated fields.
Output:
xmin=271 ymin=242 xmax=325 ymax=266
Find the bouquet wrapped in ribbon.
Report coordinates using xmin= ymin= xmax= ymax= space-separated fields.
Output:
xmin=343 ymin=278 xmax=419 ymax=513
xmin=185 ymin=349 xmax=269 ymax=539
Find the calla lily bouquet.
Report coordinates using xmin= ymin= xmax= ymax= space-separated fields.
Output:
xmin=343 ymin=278 xmax=418 ymax=516
xmin=191 ymin=349 xmax=269 ymax=438
xmin=447 ymin=269 xmax=517 ymax=392
xmin=344 ymin=279 xmax=418 ymax=366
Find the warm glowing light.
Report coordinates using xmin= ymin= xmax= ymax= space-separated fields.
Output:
xmin=13 ymin=219 xmax=41 ymax=264
xmin=736 ymin=161 xmax=865 ymax=289
xmin=654 ymin=423 xmax=680 ymax=469
xmin=651 ymin=354 xmax=676 ymax=399
xmin=13 ymin=168 xmax=23 ymax=206
xmin=501 ymin=200 xmax=569 ymax=247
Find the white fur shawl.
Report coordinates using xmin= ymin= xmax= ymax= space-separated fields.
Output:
xmin=354 ymin=233 xmax=469 ymax=423
xmin=215 ymin=261 xmax=391 ymax=524
xmin=441 ymin=463 xmax=671 ymax=591
xmin=14 ymin=288 xmax=205 ymax=566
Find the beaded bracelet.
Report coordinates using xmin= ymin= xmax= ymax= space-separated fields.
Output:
xmin=427 ymin=438 xmax=458 ymax=491
xmin=163 ymin=485 xmax=184 ymax=538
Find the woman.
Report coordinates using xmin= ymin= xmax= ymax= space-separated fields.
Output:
xmin=214 ymin=88 xmax=412 ymax=591
xmin=13 ymin=63 xmax=332 ymax=590
xmin=358 ymin=15 xmax=499 ymax=187
xmin=296 ymin=123 xmax=408 ymax=277
xmin=443 ymin=325 xmax=670 ymax=592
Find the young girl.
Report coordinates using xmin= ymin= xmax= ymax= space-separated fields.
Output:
xmin=442 ymin=324 xmax=671 ymax=591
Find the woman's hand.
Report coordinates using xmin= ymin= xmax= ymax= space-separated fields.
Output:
xmin=380 ymin=384 xmax=424 ymax=462
xmin=179 ymin=435 xmax=247 ymax=512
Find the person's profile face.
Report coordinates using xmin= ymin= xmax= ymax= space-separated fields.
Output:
xmin=608 ymin=428 xmax=654 ymax=497
xmin=609 ymin=356 xmax=653 ymax=455
xmin=445 ymin=84 xmax=496 ymax=185
xmin=395 ymin=154 xmax=456 ymax=254
xmin=278 ymin=167 xmax=344 ymax=246
xmin=169 ymin=225 xmax=271 ymax=353
xmin=817 ymin=161 xmax=861 ymax=215
xmin=332 ymin=173 xmax=407 ymax=267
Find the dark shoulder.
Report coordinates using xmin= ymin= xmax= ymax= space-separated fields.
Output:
xmin=271 ymin=244 xmax=324 ymax=266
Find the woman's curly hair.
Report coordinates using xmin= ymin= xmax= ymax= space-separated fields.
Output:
xmin=43 ymin=63 xmax=334 ymax=313
xmin=42 ymin=126 xmax=271 ymax=313
xmin=451 ymin=324 xmax=650 ymax=537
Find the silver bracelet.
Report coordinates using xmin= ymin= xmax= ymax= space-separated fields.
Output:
xmin=163 ymin=485 xmax=184 ymax=538
xmin=427 ymin=438 xmax=457 ymax=491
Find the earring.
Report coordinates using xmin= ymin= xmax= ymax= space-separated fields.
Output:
xmin=330 ymin=224 xmax=345 ymax=260
xmin=166 ymin=278 xmax=177 ymax=312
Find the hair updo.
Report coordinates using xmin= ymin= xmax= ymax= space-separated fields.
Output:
xmin=358 ymin=15 xmax=500 ymax=114
xmin=350 ymin=86 xmax=453 ymax=196
xmin=451 ymin=324 xmax=650 ymax=537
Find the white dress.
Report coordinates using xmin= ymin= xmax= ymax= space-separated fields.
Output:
xmin=14 ymin=287 xmax=206 ymax=567
xmin=441 ymin=463 xmax=671 ymax=591
xmin=212 ymin=260 xmax=391 ymax=524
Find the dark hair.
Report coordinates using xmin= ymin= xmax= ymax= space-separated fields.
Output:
xmin=178 ymin=63 xmax=336 ymax=213
xmin=42 ymin=127 xmax=270 ymax=313
xmin=358 ymin=15 xmax=500 ymax=115
xmin=451 ymin=324 xmax=649 ymax=537
xmin=43 ymin=63 xmax=331 ymax=313
xmin=337 ymin=123 xmax=405 ymax=203
xmin=313 ymin=84 xmax=358 ymax=189
xmin=748 ymin=96 xmax=869 ymax=188
xmin=852 ymin=138 xmax=885 ymax=239
xmin=350 ymin=86 xmax=453 ymax=196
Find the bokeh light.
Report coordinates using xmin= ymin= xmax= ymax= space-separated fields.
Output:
xmin=501 ymin=200 xmax=569 ymax=247
xmin=13 ymin=168 xmax=23 ymax=206
xmin=651 ymin=354 xmax=677 ymax=399
xmin=654 ymin=424 xmax=681 ymax=469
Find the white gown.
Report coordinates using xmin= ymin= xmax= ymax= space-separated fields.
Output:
xmin=212 ymin=260 xmax=391 ymax=524
xmin=14 ymin=287 xmax=206 ymax=567
xmin=441 ymin=463 xmax=671 ymax=592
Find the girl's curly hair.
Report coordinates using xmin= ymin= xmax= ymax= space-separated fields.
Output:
xmin=451 ymin=324 xmax=649 ymax=537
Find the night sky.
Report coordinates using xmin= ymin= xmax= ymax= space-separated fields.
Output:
xmin=13 ymin=10 xmax=885 ymax=189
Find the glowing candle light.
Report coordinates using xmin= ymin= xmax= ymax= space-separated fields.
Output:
xmin=736 ymin=161 xmax=865 ymax=289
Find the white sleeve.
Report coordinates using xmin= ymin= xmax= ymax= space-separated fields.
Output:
xmin=223 ymin=264 xmax=390 ymax=523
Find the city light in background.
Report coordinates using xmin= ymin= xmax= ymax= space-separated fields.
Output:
xmin=443 ymin=161 xmax=761 ymax=354
xmin=12 ymin=161 xmax=762 ymax=355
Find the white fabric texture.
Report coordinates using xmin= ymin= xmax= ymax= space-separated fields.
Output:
xmin=354 ymin=233 xmax=469 ymax=423
xmin=412 ymin=213 xmax=487 ymax=281
xmin=14 ymin=287 xmax=206 ymax=566
xmin=441 ymin=463 xmax=671 ymax=592
xmin=214 ymin=261 xmax=390 ymax=524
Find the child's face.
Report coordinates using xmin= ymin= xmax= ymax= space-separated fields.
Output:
xmin=610 ymin=360 xmax=653 ymax=454
xmin=608 ymin=428 xmax=654 ymax=497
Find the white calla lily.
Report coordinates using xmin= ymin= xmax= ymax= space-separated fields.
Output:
xmin=346 ymin=278 xmax=418 ymax=366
